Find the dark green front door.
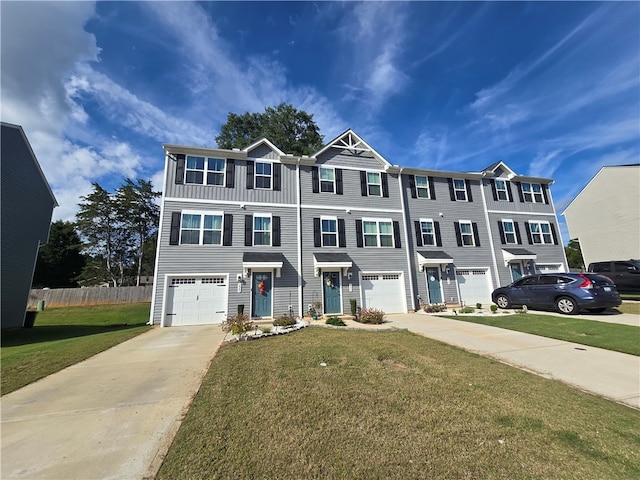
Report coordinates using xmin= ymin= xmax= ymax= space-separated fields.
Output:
xmin=323 ymin=271 xmax=341 ymax=314
xmin=426 ymin=267 xmax=442 ymax=304
xmin=252 ymin=272 xmax=272 ymax=317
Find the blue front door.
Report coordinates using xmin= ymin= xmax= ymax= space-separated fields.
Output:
xmin=510 ymin=263 xmax=523 ymax=281
xmin=323 ymin=271 xmax=341 ymax=314
xmin=426 ymin=267 xmax=442 ymax=304
xmin=252 ymin=272 xmax=272 ymax=317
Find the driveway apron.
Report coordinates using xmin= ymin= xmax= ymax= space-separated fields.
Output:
xmin=1 ymin=326 xmax=226 ymax=480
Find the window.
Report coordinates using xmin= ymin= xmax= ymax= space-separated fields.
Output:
xmin=529 ymin=221 xmax=553 ymax=244
xmin=255 ymin=162 xmax=272 ymax=189
xmin=253 ymin=215 xmax=271 ymax=245
xmin=420 ymin=219 xmax=436 ymax=246
xmin=453 ymin=179 xmax=467 ymax=201
xmin=502 ymin=220 xmax=517 ymax=244
xmin=321 ymin=217 xmax=337 ymax=247
xmin=522 ymin=182 xmax=543 ymax=203
xmin=495 ymin=179 xmax=509 ymax=201
xmin=363 ymin=219 xmax=394 ymax=247
xmin=415 ymin=175 xmax=430 ymax=198
xmin=320 ymin=167 xmax=335 ymax=193
xmin=185 ymin=156 xmax=225 ymax=186
xmin=180 ymin=212 xmax=223 ymax=245
xmin=459 ymin=221 xmax=475 ymax=246
xmin=367 ymin=172 xmax=382 ymax=196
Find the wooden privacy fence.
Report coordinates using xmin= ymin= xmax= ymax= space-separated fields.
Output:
xmin=28 ymin=286 xmax=153 ymax=308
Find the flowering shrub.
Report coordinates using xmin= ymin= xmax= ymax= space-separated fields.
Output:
xmin=423 ymin=304 xmax=447 ymax=313
xmin=273 ymin=315 xmax=296 ymax=327
xmin=358 ymin=308 xmax=385 ymax=324
xmin=221 ymin=313 xmax=254 ymax=338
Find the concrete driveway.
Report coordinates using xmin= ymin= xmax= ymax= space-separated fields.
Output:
xmin=1 ymin=325 xmax=226 ymax=480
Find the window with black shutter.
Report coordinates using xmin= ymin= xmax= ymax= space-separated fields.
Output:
xmin=169 ymin=212 xmax=181 ymax=245
xmin=272 ymin=216 xmax=281 ymax=246
xmin=338 ymin=218 xmax=346 ymax=247
xmin=313 ymin=218 xmax=321 ymax=247
xmin=223 ymin=214 xmax=233 ymax=246
xmin=356 ymin=220 xmax=363 ymax=247
xmin=225 ymin=159 xmax=235 ymax=188
xmin=174 ymin=154 xmax=185 ymax=185
xmin=245 ymin=215 xmax=253 ymax=245
xmin=246 ymin=161 xmax=254 ymax=189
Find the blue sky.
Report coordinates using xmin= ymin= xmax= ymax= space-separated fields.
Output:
xmin=2 ymin=1 xmax=639 ymax=244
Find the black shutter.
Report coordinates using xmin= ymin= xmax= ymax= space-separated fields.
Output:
xmin=472 ymin=223 xmax=481 ymax=247
xmin=448 ymin=178 xmax=456 ymax=201
xmin=338 ymin=219 xmax=346 ymax=247
xmin=313 ymin=218 xmax=321 ymax=247
xmin=524 ymin=221 xmax=533 ymax=245
xmin=169 ymin=212 xmax=181 ymax=245
xmin=312 ymin=167 xmax=319 ymax=193
xmin=360 ymin=171 xmax=368 ymax=196
xmin=245 ymin=215 xmax=253 ymax=246
xmin=246 ymin=161 xmax=254 ymax=189
xmin=550 ymin=223 xmax=559 ymax=245
xmin=225 ymin=159 xmax=235 ymax=188
xmin=514 ymin=222 xmax=522 ymax=244
xmin=542 ymin=184 xmax=550 ymax=204
xmin=273 ymin=163 xmax=281 ymax=191
xmin=393 ymin=221 xmax=401 ymax=248
xmin=498 ymin=221 xmax=506 ymax=244
xmin=428 ymin=177 xmax=436 ymax=200
xmin=356 ymin=220 xmax=363 ymax=247
xmin=175 ymin=154 xmax=185 ymax=185
xmin=414 ymin=221 xmax=423 ymax=247
xmin=515 ymin=181 xmax=524 ymax=202
xmin=336 ymin=169 xmax=343 ymax=195
xmin=491 ymin=180 xmax=498 ymax=201
xmin=272 ymin=216 xmax=281 ymax=246
xmin=223 ymin=214 xmax=233 ymax=246
xmin=454 ymin=222 xmax=462 ymax=247
xmin=382 ymin=173 xmax=389 ymax=198
xmin=409 ymin=175 xmax=417 ymax=198
xmin=466 ymin=180 xmax=473 ymax=202
xmin=507 ymin=182 xmax=514 ymax=202
xmin=434 ymin=221 xmax=442 ymax=247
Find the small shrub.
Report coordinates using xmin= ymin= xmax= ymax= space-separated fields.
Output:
xmin=326 ymin=316 xmax=346 ymax=326
xmin=350 ymin=298 xmax=357 ymax=316
xmin=358 ymin=308 xmax=385 ymax=324
xmin=221 ymin=313 xmax=254 ymax=338
xmin=459 ymin=306 xmax=475 ymax=314
xmin=476 ymin=303 xmax=482 ymax=309
xmin=423 ymin=304 xmax=447 ymax=313
xmin=273 ymin=315 xmax=296 ymax=327
xmin=490 ymin=304 xmax=498 ymax=314
xmin=260 ymin=326 xmax=272 ymax=334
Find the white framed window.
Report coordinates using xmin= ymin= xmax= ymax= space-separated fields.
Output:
xmin=185 ymin=156 xmax=226 ymax=186
xmin=522 ymin=182 xmax=543 ymax=203
xmin=529 ymin=221 xmax=553 ymax=244
xmin=321 ymin=216 xmax=338 ymax=247
xmin=459 ymin=220 xmax=475 ymax=246
xmin=180 ymin=211 xmax=223 ymax=245
xmin=502 ymin=220 xmax=517 ymax=244
xmin=495 ymin=179 xmax=509 ymax=201
xmin=415 ymin=175 xmax=430 ymax=198
xmin=320 ymin=167 xmax=335 ymax=193
xmin=255 ymin=161 xmax=272 ymax=189
xmin=253 ymin=214 xmax=272 ymax=246
xmin=420 ymin=219 xmax=436 ymax=246
xmin=367 ymin=172 xmax=382 ymax=196
xmin=453 ymin=179 xmax=467 ymax=201
xmin=363 ymin=218 xmax=394 ymax=247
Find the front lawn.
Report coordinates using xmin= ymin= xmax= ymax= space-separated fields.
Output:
xmin=157 ymin=328 xmax=640 ymax=480
xmin=1 ymin=303 xmax=151 ymax=395
xmin=439 ymin=313 xmax=640 ymax=356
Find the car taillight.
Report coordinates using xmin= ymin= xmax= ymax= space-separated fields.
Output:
xmin=577 ymin=274 xmax=593 ymax=289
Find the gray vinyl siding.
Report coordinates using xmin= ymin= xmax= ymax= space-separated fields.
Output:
xmin=152 ymin=201 xmax=298 ymax=324
xmin=246 ymin=144 xmax=280 ymax=159
xmin=1 ymin=125 xmax=56 ymax=328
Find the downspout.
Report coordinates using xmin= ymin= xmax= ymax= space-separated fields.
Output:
xmin=479 ymin=175 xmax=501 ymax=290
xmin=296 ymin=158 xmax=303 ymax=317
xmin=397 ymin=167 xmax=416 ymax=311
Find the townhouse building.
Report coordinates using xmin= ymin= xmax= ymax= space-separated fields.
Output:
xmin=150 ymin=129 xmax=567 ymax=326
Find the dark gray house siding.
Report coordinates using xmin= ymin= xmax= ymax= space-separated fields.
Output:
xmin=1 ymin=123 xmax=57 ymax=328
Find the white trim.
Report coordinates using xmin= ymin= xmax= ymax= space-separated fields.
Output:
xmin=250 ymin=270 xmax=275 ymax=319
xmin=165 ymin=197 xmax=298 ymax=208
xmin=179 ymin=210 xmax=224 ymax=245
xmin=414 ymin=174 xmax=431 ymax=199
xmin=314 ymin=258 xmax=352 ymax=277
xmin=501 ymin=219 xmax=518 ymax=245
xmin=479 ymin=181 xmax=501 ymax=289
xmin=424 ymin=267 xmax=445 ymax=304
xmin=418 ymin=218 xmax=436 ymax=246
xmin=319 ymin=166 xmax=336 ymax=193
xmin=321 ymin=270 xmax=344 ymax=315
xmin=487 ymin=209 xmax=557 ymax=217
xmin=365 ymin=170 xmax=383 ymax=197
xmin=398 ymin=169 xmax=416 ymax=310
xmin=320 ymin=215 xmax=339 ymax=247
xmin=296 ymin=161 xmax=303 ymax=317
xmin=184 ymin=154 xmax=226 ymax=186
xmin=502 ymin=249 xmax=537 ymax=267
xmin=254 ymin=159 xmax=274 ymax=190
xmin=301 ymin=203 xmax=403 ymax=214
xmin=453 ymin=178 xmax=468 ymax=201
xmin=252 ymin=213 xmax=273 ymax=247
xmin=458 ymin=220 xmax=475 ymax=246
xmin=243 ymin=137 xmax=285 ymax=156
xmin=313 ymin=129 xmax=392 ymax=167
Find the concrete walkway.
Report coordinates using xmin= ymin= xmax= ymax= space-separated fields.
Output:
xmin=1 ymin=326 xmax=226 ymax=480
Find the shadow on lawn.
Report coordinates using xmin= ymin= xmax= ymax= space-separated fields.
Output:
xmin=1 ymin=323 xmax=150 ymax=348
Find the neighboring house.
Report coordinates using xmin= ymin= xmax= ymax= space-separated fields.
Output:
xmin=150 ymin=129 xmax=567 ymax=326
xmin=562 ymin=164 xmax=640 ymax=267
xmin=1 ymin=123 xmax=57 ymax=328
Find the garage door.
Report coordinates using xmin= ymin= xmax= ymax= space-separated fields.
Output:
xmin=166 ymin=276 xmax=228 ymax=326
xmin=456 ymin=269 xmax=491 ymax=306
xmin=361 ymin=273 xmax=406 ymax=313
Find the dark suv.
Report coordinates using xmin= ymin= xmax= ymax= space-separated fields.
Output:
xmin=587 ymin=260 xmax=640 ymax=294
xmin=492 ymin=273 xmax=621 ymax=314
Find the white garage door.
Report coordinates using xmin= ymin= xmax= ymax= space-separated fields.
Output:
xmin=361 ymin=273 xmax=406 ymax=313
xmin=166 ymin=276 xmax=228 ymax=326
xmin=456 ymin=269 xmax=491 ymax=306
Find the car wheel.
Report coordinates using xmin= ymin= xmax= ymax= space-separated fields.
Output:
xmin=495 ymin=294 xmax=511 ymax=309
xmin=556 ymin=296 xmax=578 ymax=314
xmin=587 ymin=307 xmax=607 ymax=313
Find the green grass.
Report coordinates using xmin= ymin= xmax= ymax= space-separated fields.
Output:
xmin=1 ymin=303 xmax=151 ymax=395
xmin=157 ymin=328 xmax=640 ymax=480
xmin=440 ymin=313 xmax=640 ymax=356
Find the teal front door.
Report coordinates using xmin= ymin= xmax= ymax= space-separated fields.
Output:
xmin=252 ymin=272 xmax=272 ymax=317
xmin=323 ymin=271 xmax=341 ymax=314
xmin=510 ymin=263 xmax=523 ymax=281
xmin=426 ymin=267 xmax=442 ymax=304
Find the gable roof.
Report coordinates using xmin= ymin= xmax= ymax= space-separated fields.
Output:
xmin=312 ymin=129 xmax=392 ymax=168
xmin=482 ymin=160 xmax=516 ymax=178
xmin=242 ymin=137 xmax=285 ymax=156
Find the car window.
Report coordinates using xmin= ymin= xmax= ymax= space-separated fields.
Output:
xmin=514 ymin=276 xmax=538 ymax=286
xmin=538 ymin=276 xmax=558 ymax=285
xmin=556 ymin=276 xmax=573 ymax=284
xmin=614 ymin=262 xmax=636 ymax=273
xmin=591 ymin=262 xmax=611 ymax=273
